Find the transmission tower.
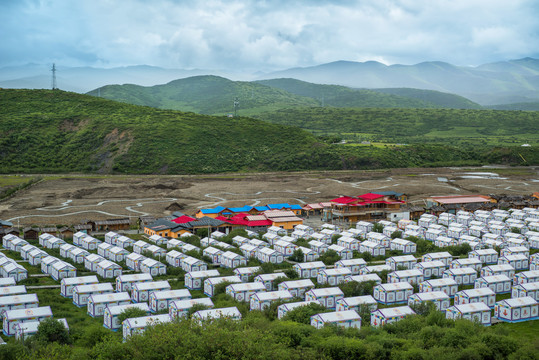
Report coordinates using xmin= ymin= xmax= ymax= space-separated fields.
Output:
xmin=234 ymin=97 xmax=239 ymax=117
xmin=51 ymin=63 xmax=57 ymax=90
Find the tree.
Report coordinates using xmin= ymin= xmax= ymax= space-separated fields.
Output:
xmin=283 ymin=269 xmax=299 ymax=280
xmin=117 ymin=307 xmax=149 ymax=324
xmin=196 ymin=228 xmax=209 ymax=238
xmin=187 ymin=304 xmax=211 ymax=318
xmin=212 ymin=281 xmax=234 ymax=297
xmin=391 ymin=230 xmax=402 ymax=239
xmin=319 ymin=250 xmax=340 ymax=265
xmin=339 ymin=280 xmax=377 ymax=297
xmin=410 ymin=301 xmax=437 ymax=316
xmin=33 ymin=318 xmax=71 ymax=345
xmin=372 ymin=223 xmax=384 ymax=233
xmin=281 ymin=302 xmax=328 ymax=324
xmin=288 ymin=249 xmax=304 ymax=262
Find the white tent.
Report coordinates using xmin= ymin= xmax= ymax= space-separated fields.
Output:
xmin=311 ymin=310 xmax=361 ymax=329
xmin=104 ymin=303 xmax=150 ymax=330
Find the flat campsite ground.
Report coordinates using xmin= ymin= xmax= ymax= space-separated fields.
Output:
xmin=0 ymin=166 xmax=538 ymax=226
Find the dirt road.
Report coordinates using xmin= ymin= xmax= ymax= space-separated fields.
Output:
xmin=1 ymin=167 xmax=537 ymax=226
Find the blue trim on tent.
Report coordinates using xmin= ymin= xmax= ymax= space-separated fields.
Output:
xmin=227 ymin=206 xmax=253 ymax=212
xmin=200 ymin=206 xmax=226 ymax=214
xmin=267 ymin=203 xmax=290 ymax=210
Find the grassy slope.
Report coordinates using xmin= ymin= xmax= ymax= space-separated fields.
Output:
xmin=0 ymin=89 xmax=322 ymax=174
xmin=1 ymin=89 xmax=536 ymax=175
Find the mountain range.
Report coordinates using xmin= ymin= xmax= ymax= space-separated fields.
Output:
xmin=1 ymin=58 xmax=539 ymax=107
xmin=262 ymin=58 xmax=539 ymax=105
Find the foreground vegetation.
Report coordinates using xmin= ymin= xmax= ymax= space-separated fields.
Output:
xmin=1 ymin=89 xmax=537 ymax=175
xmin=1 ymin=307 xmax=537 ymax=360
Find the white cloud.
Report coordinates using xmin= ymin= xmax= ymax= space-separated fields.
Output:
xmin=0 ymin=0 xmax=537 ymax=70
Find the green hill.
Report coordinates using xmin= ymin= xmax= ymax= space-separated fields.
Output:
xmin=0 ymin=89 xmax=326 ymax=174
xmin=254 ymin=107 xmax=539 ymax=146
xmin=256 ymin=78 xmax=482 ymax=109
xmin=87 ymin=75 xmax=319 ymax=116
xmin=370 ymin=88 xmax=483 ymax=109
xmin=255 ymin=78 xmax=436 ymax=108
xmin=1 ymin=89 xmax=536 ymax=174
xmin=88 ymin=76 xmax=483 ymax=115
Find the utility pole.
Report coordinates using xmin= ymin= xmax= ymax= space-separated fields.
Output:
xmin=51 ymin=63 xmax=57 ymax=90
xmin=234 ymin=97 xmax=239 ymax=117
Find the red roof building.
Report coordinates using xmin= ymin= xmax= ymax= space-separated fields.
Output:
xmin=216 ymin=213 xmax=273 ymax=229
xmin=328 ymin=193 xmax=406 ymax=223
xmin=359 ymin=193 xmax=385 ymax=201
xmin=172 ymin=215 xmax=196 ymax=224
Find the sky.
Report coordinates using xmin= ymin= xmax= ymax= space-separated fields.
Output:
xmin=1 ymin=0 xmax=538 ymax=71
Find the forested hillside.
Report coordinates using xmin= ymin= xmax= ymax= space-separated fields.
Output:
xmin=369 ymin=88 xmax=482 ymax=109
xmin=88 ymin=76 xmax=485 ymax=116
xmin=87 ymin=75 xmax=319 ymax=116
xmin=257 ymin=78 xmax=482 ymax=109
xmin=1 ymin=89 xmax=536 ymax=175
xmin=486 ymin=102 xmax=539 ymax=111
xmin=254 ymin=107 xmax=539 ymax=146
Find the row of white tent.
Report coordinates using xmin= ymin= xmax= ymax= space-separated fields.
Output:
xmin=2 ymin=214 xmax=537 ymax=340
xmin=0 ymin=268 xmax=70 ymax=339
xmin=401 ymin=208 xmax=539 ymax=248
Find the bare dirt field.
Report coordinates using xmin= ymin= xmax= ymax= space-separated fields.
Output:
xmin=1 ymin=166 xmax=537 ymax=226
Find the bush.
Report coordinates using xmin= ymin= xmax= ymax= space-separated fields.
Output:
xmin=187 ymin=304 xmax=212 ymax=318
xmin=33 ymin=318 xmax=71 ymax=345
xmin=354 ymin=251 xmax=372 ymax=262
xmin=339 ymin=280 xmax=377 ymax=297
xmin=331 ymin=234 xmax=342 ymax=244
xmin=117 ymin=307 xmax=149 ymax=324
xmin=281 ymin=302 xmax=328 ymax=324
xmin=372 ymin=223 xmax=384 ymax=233
xmin=283 ymin=268 xmax=299 ymax=280
xmin=77 ymin=323 xmax=111 ymax=348
xmin=319 ymin=250 xmax=341 ymax=265
xmin=196 ymin=228 xmax=209 ymax=238
xmin=409 ymin=301 xmax=437 ymax=316
xmin=288 ymin=249 xmax=304 ymax=262
xmin=212 ymin=281 xmax=233 ymax=297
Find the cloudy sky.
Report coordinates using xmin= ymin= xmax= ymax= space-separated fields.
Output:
xmin=1 ymin=0 xmax=538 ymax=71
